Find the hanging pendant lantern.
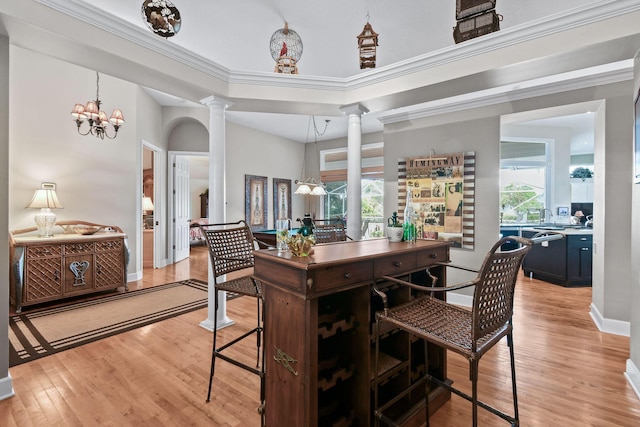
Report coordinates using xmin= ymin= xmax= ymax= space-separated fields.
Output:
xmin=357 ymin=19 xmax=379 ymax=69
xmin=270 ymin=22 xmax=303 ymax=74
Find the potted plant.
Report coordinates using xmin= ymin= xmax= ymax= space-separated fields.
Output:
xmin=387 ymin=212 xmax=404 ymax=242
xmin=570 ymin=167 xmax=593 ymax=181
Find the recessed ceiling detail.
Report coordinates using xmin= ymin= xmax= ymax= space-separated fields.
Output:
xmin=141 ymin=0 xmax=181 ymax=38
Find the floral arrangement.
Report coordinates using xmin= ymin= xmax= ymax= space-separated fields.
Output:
xmin=286 ymin=233 xmax=316 ymax=257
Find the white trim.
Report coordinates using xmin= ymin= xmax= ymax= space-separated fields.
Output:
xmin=447 ymin=292 xmax=473 ymax=308
xmin=167 ymin=150 xmax=209 ymax=265
xmin=625 ymin=359 xmax=640 ymax=401
xmin=378 ymin=60 xmax=633 ymax=125
xmin=36 ymin=0 xmax=640 ymax=91
xmin=0 ymin=373 xmax=15 ymax=401
xmin=142 ymin=140 xmax=165 ymax=271
xmin=590 ymin=302 xmax=631 ymax=337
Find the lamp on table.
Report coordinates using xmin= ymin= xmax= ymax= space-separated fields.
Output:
xmin=27 ymin=182 xmax=63 ymax=237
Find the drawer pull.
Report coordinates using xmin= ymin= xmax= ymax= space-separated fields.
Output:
xmin=54 ymin=270 xmax=59 ymax=281
xmin=580 ymin=237 xmax=587 ymax=241
xmin=429 ymin=253 xmax=438 ymax=259
xmin=343 ymin=273 xmax=352 ymax=279
xmin=581 ymin=247 xmax=589 ymax=251
xmin=393 ymin=261 xmax=402 ymax=267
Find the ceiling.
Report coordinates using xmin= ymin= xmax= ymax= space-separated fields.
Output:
xmin=130 ymin=0 xmax=599 ymax=148
xmin=3 ymin=0 xmax=609 ymax=148
xmin=89 ymin=0 xmax=597 ymax=79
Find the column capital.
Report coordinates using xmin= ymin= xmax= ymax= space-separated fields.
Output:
xmin=200 ymin=95 xmax=233 ymax=109
xmin=339 ymin=103 xmax=369 ymax=117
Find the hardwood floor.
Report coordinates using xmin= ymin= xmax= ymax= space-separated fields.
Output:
xmin=2 ymin=245 xmax=640 ymax=426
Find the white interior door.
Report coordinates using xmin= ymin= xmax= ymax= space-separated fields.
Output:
xmin=174 ymin=156 xmax=191 ymax=262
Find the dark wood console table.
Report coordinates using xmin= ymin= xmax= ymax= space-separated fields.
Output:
xmin=253 ymin=238 xmax=451 ymax=426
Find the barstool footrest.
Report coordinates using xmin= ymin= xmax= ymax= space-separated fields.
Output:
xmin=428 ymin=375 xmax=517 ymax=425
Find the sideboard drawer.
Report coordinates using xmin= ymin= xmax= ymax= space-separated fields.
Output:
xmin=374 ymin=252 xmax=417 ymax=277
xmin=27 ymin=245 xmax=61 ymax=259
xmin=417 ymin=246 xmax=450 ymax=264
xmin=96 ymin=239 xmax=123 ymax=252
xmin=64 ymin=242 xmax=95 ymax=255
xmin=311 ymin=260 xmax=373 ymax=292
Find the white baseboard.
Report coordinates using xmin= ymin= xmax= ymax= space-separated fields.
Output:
xmin=0 ymin=373 xmax=15 ymax=401
xmin=625 ymin=359 xmax=640 ymax=400
xmin=127 ymin=271 xmax=142 ymax=282
xmin=589 ymin=303 xmax=630 ymax=337
xmin=447 ymin=292 xmax=472 ymax=307
xmin=449 ymin=296 xmax=631 ymax=337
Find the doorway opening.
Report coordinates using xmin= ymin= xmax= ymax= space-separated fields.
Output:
xmin=168 ymin=151 xmax=209 ymax=264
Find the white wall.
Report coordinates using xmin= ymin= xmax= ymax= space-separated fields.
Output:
xmin=226 ymin=121 xmax=306 ymax=228
xmin=630 ymin=51 xmax=640 ymax=396
xmin=0 ymin=34 xmax=13 ymax=401
xmin=8 ymin=47 xmax=141 ymax=257
xmin=382 ymin=82 xmax=634 ymax=322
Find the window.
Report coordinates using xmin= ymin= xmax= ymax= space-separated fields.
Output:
xmin=500 ymin=140 xmax=550 ymax=224
xmin=320 ymin=143 xmax=384 ymax=238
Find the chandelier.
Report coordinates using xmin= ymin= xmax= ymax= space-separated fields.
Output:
xmin=71 ymin=72 xmax=125 ymax=140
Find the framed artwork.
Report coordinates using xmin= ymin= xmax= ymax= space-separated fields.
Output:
xmin=245 ymin=175 xmax=268 ymax=231
xmin=557 ymin=206 xmax=569 ymax=216
xmin=398 ymin=152 xmax=476 ymax=249
xmin=273 ymin=178 xmax=292 ymax=223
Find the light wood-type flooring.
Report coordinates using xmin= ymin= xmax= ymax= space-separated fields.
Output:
xmin=2 ymin=245 xmax=640 ymax=426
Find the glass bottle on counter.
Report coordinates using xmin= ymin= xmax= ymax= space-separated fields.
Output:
xmin=403 ymin=187 xmax=416 ymax=242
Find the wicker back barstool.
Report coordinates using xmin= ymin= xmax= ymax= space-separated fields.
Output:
xmin=200 ymin=220 xmax=265 ymax=425
xmin=372 ymin=236 xmax=533 ymax=426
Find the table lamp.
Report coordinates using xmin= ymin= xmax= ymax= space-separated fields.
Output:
xmin=27 ymin=183 xmax=63 ymax=237
xmin=143 ymin=196 xmax=154 ymax=229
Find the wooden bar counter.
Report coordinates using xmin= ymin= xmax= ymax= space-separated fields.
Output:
xmin=253 ymin=238 xmax=451 ymax=427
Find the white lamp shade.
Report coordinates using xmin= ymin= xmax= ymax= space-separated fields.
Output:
xmin=310 ymin=186 xmax=327 ymax=196
xmin=84 ymin=101 xmax=99 ymax=120
xmin=109 ymin=109 xmax=125 ymax=126
xmin=143 ymin=196 xmax=155 ymax=212
xmin=27 ymin=189 xmax=63 ymax=209
xmin=71 ymin=103 xmax=86 ymax=119
xmin=295 ymin=184 xmax=312 ymax=195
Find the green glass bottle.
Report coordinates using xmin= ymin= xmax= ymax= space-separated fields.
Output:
xmin=403 ymin=188 xmax=416 ymax=242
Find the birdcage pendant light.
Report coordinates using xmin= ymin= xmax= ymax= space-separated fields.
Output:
xmin=270 ymin=22 xmax=303 ymax=74
xmin=357 ymin=18 xmax=379 ymax=69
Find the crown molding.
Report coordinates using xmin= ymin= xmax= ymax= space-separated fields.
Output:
xmin=37 ymin=0 xmax=640 ymax=94
xmin=377 ymin=60 xmax=633 ymax=125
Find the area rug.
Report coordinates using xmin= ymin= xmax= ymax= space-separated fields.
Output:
xmin=8 ymin=278 xmax=228 ymax=367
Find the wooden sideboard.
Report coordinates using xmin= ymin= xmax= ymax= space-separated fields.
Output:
xmin=10 ymin=223 xmax=129 ymax=313
xmin=253 ymin=238 xmax=451 ymax=427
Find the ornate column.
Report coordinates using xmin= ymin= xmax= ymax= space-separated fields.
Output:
xmin=199 ymin=95 xmax=233 ymax=332
xmin=340 ymin=103 xmax=369 ymax=240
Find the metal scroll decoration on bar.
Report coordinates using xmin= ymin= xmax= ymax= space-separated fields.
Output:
xmin=273 ymin=345 xmax=299 ymax=376
xmin=397 ymin=151 xmax=476 ymax=249
xmin=70 ymin=260 xmax=90 ymax=286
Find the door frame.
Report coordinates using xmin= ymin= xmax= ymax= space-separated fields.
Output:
xmin=141 ymin=140 xmax=163 ymax=270
xmin=167 ymin=150 xmax=209 ymax=265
